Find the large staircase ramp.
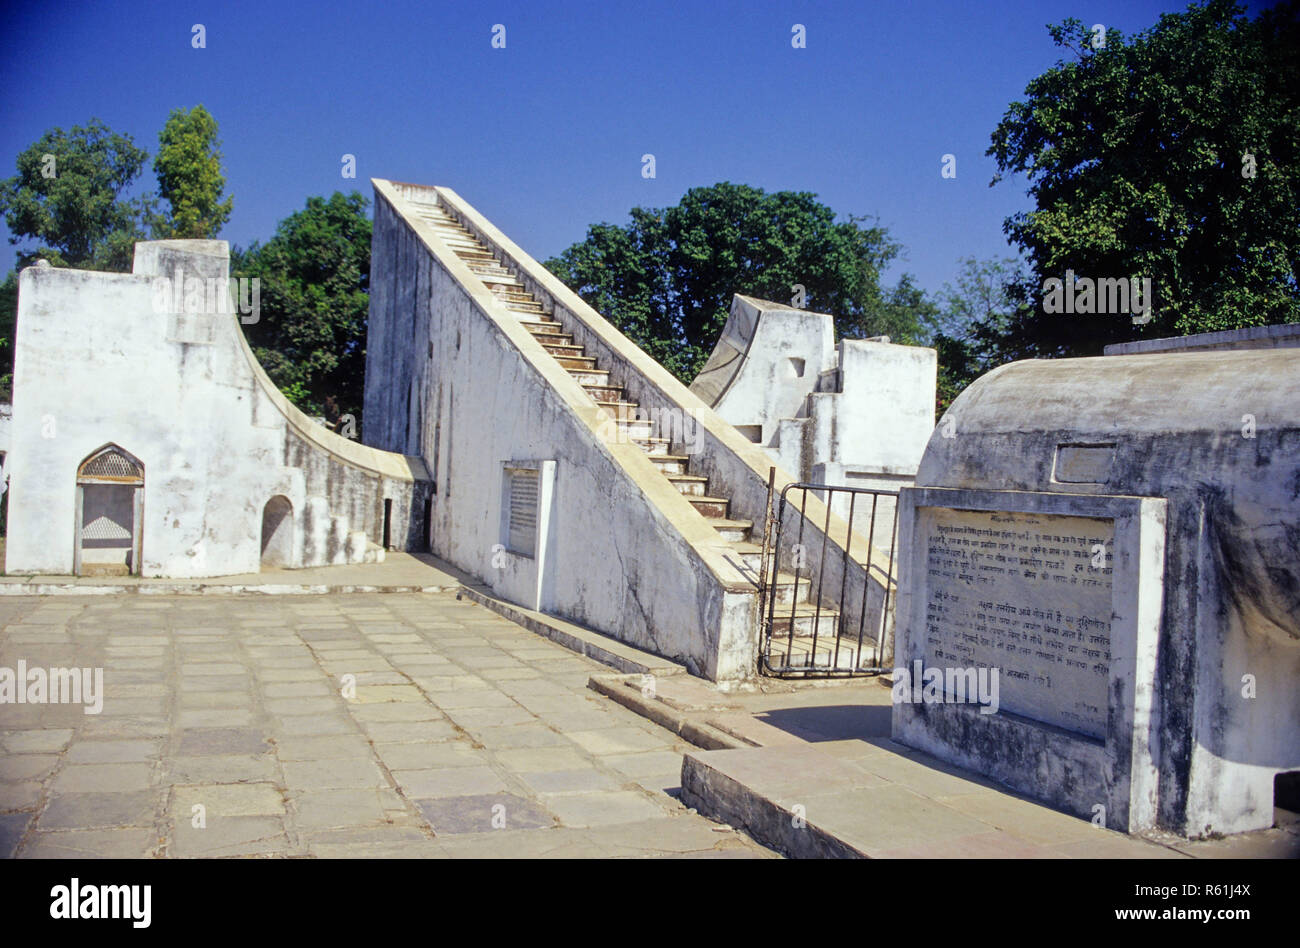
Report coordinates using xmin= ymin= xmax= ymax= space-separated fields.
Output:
xmin=434 ymin=185 xmax=900 ymax=668
xmin=369 ymin=179 xmax=894 ymax=678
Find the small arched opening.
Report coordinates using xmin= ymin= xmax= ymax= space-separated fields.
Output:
xmin=75 ymin=444 xmax=145 ymax=576
xmin=260 ymin=495 xmax=294 ymax=569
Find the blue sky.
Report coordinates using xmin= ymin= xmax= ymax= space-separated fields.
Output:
xmin=0 ymin=0 xmax=1265 ymax=296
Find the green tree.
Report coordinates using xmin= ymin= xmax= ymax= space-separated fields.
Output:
xmin=0 ymin=119 xmax=149 ymax=271
xmin=929 ymin=256 xmax=1029 ymax=413
xmin=152 ymin=105 xmax=233 ymax=239
xmin=545 ymin=182 xmax=931 ymax=381
xmin=987 ymin=0 xmax=1300 ymax=358
xmin=233 ymin=192 xmax=371 ymax=427
xmin=0 ymin=271 xmax=16 ymax=401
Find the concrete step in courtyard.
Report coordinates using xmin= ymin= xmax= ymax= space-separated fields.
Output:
xmin=586 ymin=670 xmax=1300 ymax=859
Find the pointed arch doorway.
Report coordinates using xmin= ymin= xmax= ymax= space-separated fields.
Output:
xmin=74 ymin=444 xmax=145 ymax=576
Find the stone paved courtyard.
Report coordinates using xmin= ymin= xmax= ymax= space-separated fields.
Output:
xmin=0 ymin=592 xmax=775 ymax=858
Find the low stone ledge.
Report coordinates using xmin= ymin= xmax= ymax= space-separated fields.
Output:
xmin=456 ymin=584 xmax=686 ymax=678
xmin=588 ymin=674 xmax=748 ymax=750
xmin=680 ymin=747 xmax=868 ymax=858
xmin=0 ymin=581 xmax=457 ymax=596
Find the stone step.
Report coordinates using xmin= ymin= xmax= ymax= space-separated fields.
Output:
xmin=707 ymin=518 xmax=752 ymax=543
xmin=444 ymin=239 xmax=487 ymax=253
xmin=481 ymin=277 xmax=525 ymax=290
xmin=583 ymin=383 xmax=625 ymax=402
xmin=594 ymin=399 xmax=640 ymax=417
xmin=766 ymin=633 xmax=876 ymax=673
xmin=757 ymin=571 xmax=815 ymax=606
xmin=473 ymin=268 xmax=519 ymax=282
xmin=473 ymin=263 xmax=517 ymax=279
xmin=721 ymin=547 xmax=821 ymax=604
xmin=442 ymin=236 xmax=485 ymax=250
xmin=730 ymin=541 xmax=765 ymax=570
xmin=647 ymin=453 xmax=689 ymax=475
xmin=436 ymin=232 xmax=486 ymax=248
xmin=632 ymin=436 xmax=672 ymax=455
xmin=419 ymin=218 xmax=464 ymax=233
xmin=518 ymin=320 xmax=564 ymax=336
xmin=567 ymin=367 xmax=608 ymax=385
xmin=452 ymin=247 xmax=496 ymax=261
xmin=543 ymin=342 xmax=586 ymax=357
xmin=767 ymin=605 xmax=839 ymax=640
xmin=611 ymin=417 xmax=654 ymax=438
xmin=666 ymin=473 xmax=708 ymax=496
xmin=688 ymin=495 xmax=730 ymax=519
xmin=524 ymin=321 xmax=568 ymax=333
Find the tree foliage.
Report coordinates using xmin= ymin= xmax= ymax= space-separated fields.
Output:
xmin=153 ymin=105 xmax=233 ymax=239
xmin=233 ymin=192 xmax=371 ymax=427
xmin=0 ymin=271 xmax=16 ymax=401
xmin=930 ymin=256 xmax=1029 ymax=414
xmin=544 ymin=182 xmax=931 ymax=381
xmin=0 ymin=119 xmax=149 ymax=271
xmin=987 ymin=0 xmax=1300 ymax=358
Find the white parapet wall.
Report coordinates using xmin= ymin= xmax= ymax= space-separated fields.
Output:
xmin=689 ymin=294 xmax=836 ymax=458
xmin=5 ymin=241 xmax=429 ymax=578
xmin=690 ymin=294 xmax=937 ymax=537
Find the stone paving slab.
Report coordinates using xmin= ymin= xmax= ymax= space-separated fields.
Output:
xmin=0 ymin=591 xmax=773 ymax=858
xmin=416 ymin=793 xmax=555 ymax=834
xmin=17 ymin=826 xmax=156 ymax=859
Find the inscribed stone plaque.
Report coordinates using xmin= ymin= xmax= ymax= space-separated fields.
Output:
xmin=917 ymin=506 xmax=1114 ymax=738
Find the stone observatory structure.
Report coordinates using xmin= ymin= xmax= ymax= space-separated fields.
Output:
xmin=362 ymin=180 xmax=896 ymax=681
xmin=5 ymin=240 xmax=429 ymax=578
xmin=689 ymin=293 xmax=936 ymax=529
xmin=891 ymin=343 xmax=1300 ymax=837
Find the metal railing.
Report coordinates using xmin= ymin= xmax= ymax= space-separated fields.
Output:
xmin=757 ymin=471 xmax=899 ymax=678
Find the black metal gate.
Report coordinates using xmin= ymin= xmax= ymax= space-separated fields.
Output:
xmin=757 ymin=471 xmax=899 ymax=678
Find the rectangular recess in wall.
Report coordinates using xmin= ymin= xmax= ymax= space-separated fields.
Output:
xmin=1052 ymin=442 xmax=1117 ymax=485
xmin=503 ymin=466 xmax=540 ymax=556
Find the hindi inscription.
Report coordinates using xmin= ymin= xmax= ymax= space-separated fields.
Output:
xmin=917 ymin=506 xmax=1114 ymax=738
